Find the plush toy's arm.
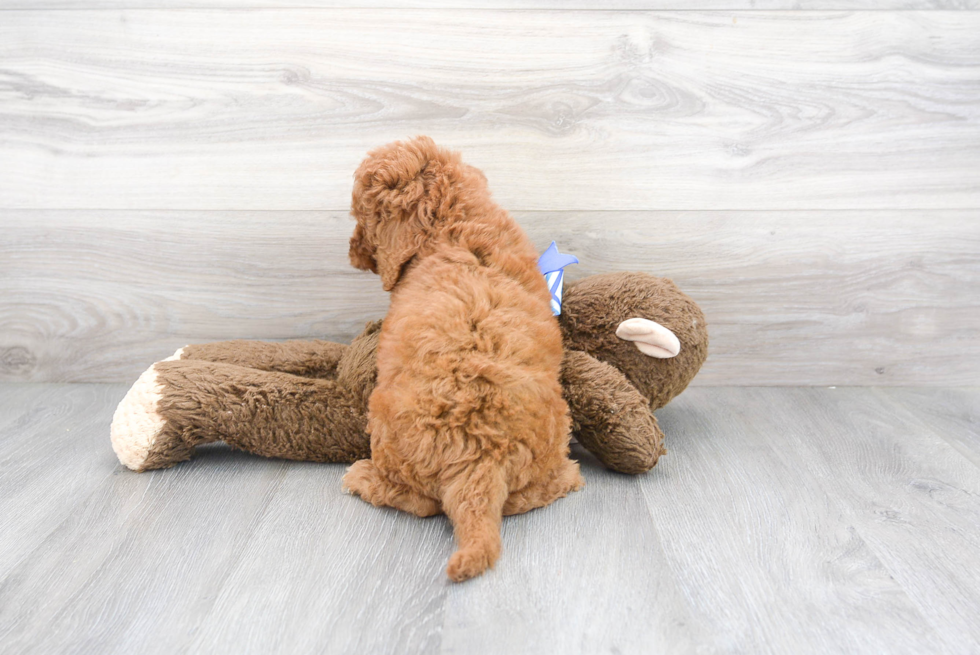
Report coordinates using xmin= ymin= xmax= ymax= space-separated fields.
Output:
xmin=561 ymin=350 xmax=665 ymax=475
xmin=179 ymin=339 xmax=348 ymax=379
xmin=110 ymin=358 xmax=370 ymax=472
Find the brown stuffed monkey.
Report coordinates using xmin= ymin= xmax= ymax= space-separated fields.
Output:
xmin=110 ymin=272 xmax=707 ymax=475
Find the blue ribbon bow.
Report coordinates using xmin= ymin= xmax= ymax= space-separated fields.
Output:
xmin=537 ymin=242 xmax=579 ymax=316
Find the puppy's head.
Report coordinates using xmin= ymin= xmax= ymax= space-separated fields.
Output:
xmin=349 ymin=136 xmax=487 ymax=291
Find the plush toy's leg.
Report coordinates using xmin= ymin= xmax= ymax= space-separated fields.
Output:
xmin=342 ymin=459 xmax=442 ymax=517
xmin=111 ymin=359 xmax=370 ymax=472
xmin=561 ymin=350 xmax=666 ymax=474
xmin=178 ymin=339 xmax=349 ymax=379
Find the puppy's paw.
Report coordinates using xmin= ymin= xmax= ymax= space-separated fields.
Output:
xmin=342 ymin=459 xmax=379 ymax=500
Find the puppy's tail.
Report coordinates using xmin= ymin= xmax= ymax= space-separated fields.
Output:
xmin=442 ymin=462 xmax=508 ymax=583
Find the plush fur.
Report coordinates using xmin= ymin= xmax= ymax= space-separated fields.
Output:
xmin=342 ymin=137 xmax=583 ymax=582
xmin=560 ymin=273 xmax=708 ymax=411
xmin=110 ymin=328 xmax=382 ymax=472
xmin=109 ymin=273 xmax=708 ymax=475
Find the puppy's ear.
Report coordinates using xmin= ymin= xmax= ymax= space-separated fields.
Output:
xmin=375 ymin=232 xmax=417 ymax=292
xmin=351 ymin=136 xmax=457 ymax=291
xmin=348 ymin=222 xmax=377 ymax=273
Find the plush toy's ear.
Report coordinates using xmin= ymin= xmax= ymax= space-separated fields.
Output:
xmin=616 ymin=318 xmax=681 ymax=358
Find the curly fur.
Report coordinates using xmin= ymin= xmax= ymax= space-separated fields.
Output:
xmin=342 ymin=136 xmax=583 ymax=582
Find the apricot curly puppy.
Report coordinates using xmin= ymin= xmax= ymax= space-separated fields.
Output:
xmin=342 ymin=136 xmax=584 ymax=582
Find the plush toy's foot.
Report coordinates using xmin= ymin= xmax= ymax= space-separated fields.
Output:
xmin=110 ymin=349 xmax=183 ymax=472
xmin=112 ymin=353 xmax=373 ymax=472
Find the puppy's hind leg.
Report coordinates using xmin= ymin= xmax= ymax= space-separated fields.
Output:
xmin=343 ymin=459 xmax=442 ymax=517
xmin=441 ymin=462 xmax=509 ymax=583
xmin=503 ymin=458 xmax=584 ymax=516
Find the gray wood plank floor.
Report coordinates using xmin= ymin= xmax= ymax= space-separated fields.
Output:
xmin=1 ymin=383 xmax=978 ymax=654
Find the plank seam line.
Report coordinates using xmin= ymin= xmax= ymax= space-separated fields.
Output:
xmin=0 ymin=6 xmax=977 ymax=10
xmin=2 ymin=207 xmax=979 ymax=213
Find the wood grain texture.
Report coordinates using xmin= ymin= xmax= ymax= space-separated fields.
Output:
xmin=722 ymin=386 xmax=980 ymax=651
xmin=3 ymin=384 xmax=980 ymax=653
xmin=3 ymin=1 xmax=978 ymax=9
xmin=542 ymin=210 xmax=980 ymax=387
xmin=1 ymin=10 xmax=978 ymax=211
xmin=642 ymin=389 xmax=962 ymax=654
xmin=3 ymin=209 xmax=977 ymax=385
xmin=876 ymin=387 xmax=980 ymax=469
xmin=185 ymin=464 xmax=450 ymax=654
xmin=0 ymin=451 xmax=295 ymax=651
xmin=440 ymin=461 xmax=712 ymax=655
xmin=0 ymin=210 xmax=391 ymax=383
xmin=0 ymin=384 xmax=125 ymax=575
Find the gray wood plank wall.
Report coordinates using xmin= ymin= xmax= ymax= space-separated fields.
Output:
xmin=1 ymin=6 xmax=978 ymax=385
